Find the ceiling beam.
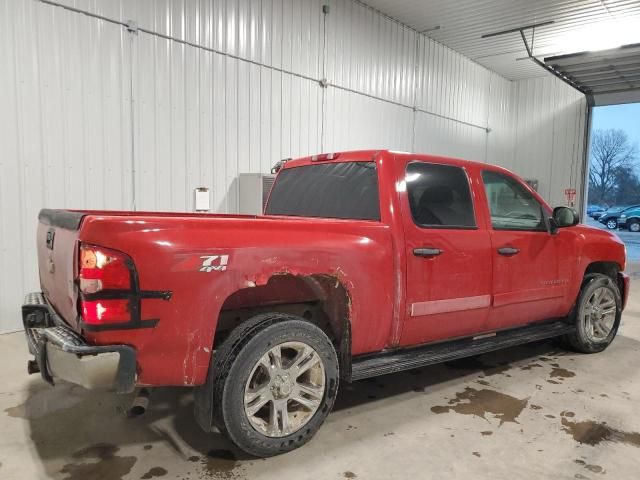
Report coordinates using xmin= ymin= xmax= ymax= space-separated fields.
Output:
xmin=480 ymin=21 xmax=554 ymax=39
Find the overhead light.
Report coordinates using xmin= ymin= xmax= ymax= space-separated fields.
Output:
xmin=559 ymin=17 xmax=640 ymax=53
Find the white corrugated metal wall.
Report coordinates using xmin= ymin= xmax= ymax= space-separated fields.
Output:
xmin=0 ymin=0 xmax=586 ymax=332
xmin=510 ymin=76 xmax=587 ymax=206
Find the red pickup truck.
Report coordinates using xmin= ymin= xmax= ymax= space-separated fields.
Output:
xmin=23 ymin=150 xmax=629 ymax=456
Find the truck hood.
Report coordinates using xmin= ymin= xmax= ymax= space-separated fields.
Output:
xmin=575 ymin=223 xmax=624 ymax=242
xmin=573 ymin=223 xmax=626 ymax=270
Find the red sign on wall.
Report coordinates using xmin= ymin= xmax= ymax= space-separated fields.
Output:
xmin=565 ymin=188 xmax=576 ymax=204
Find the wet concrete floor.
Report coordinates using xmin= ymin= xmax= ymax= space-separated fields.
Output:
xmin=2 ymin=277 xmax=640 ymax=479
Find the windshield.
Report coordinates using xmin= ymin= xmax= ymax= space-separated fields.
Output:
xmin=265 ymin=162 xmax=380 ymax=221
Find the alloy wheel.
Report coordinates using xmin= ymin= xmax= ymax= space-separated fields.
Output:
xmin=243 ymin=341 xmax=325 ymax=437
xmin=582 ymin=286 xmax=616 ymax=342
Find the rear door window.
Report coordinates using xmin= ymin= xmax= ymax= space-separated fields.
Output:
xmin=405 ymin=162 xmax=476 ymax=228
xmin=265 ymin=162 xmax=380 ymax=220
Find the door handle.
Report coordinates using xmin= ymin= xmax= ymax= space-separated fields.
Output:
xmin=413 ymin=247 xmax=443 ymax=258
xmin=497 ymin=246 xmax=520 ymax=256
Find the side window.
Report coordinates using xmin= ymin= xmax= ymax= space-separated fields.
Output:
xmin=405 ymin=162 xmax=476 ymax=228
xmin=482 ymin=170 xmax=546 ymax=231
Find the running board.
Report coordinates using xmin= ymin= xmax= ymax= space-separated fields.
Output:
xmin=350 ymin=320 xmax=574 ymax=381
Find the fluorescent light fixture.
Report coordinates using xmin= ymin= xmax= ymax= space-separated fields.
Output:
xmin=559 ymin=17 xmax=640 ymax=53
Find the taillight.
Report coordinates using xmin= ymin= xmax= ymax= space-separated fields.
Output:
xmin=81 ymin=299 xmax=131 ymax=324
xmin=79 ymin=244 xmax=131 ymax=293
xmin=79 ymin=244 xmax=132 ymax=325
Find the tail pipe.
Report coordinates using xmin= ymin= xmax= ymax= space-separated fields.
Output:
xmin=128 ymin=388 xmax=150 ymax=417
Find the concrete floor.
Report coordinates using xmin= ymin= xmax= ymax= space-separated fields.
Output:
xmin=2 ymin=278 xmax=640 ymax=480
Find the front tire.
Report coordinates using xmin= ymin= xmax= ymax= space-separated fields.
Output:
xmin=564 ymin=274 xmax=621 ymax=353
xmin=606 ymin=219 xmax=618 ymax=229
xmin=207 ymin=314 xmax=339 ymax=457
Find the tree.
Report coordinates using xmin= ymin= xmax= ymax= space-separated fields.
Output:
xmin=612 ymin=165 xmax=640 ymax=205
xmin=589 ymin=129 xmax=637 ymax=204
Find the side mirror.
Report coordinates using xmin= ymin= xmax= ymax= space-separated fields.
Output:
xmin=552 ymin=206 xmax=579 ymax=229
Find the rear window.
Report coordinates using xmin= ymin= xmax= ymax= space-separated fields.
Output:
xmin=265 ymin=162 xmax=380 ymax=221
xmin=405 ymin=162 xmax=476 ymax=228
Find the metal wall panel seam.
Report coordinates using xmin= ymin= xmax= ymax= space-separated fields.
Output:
xmin=13 ymin=0 xmax=28 ymax=313
xmin=484 ymin=72 xmax=493 ymax=163
xmin=410 ymin=32 xmax=420 ymax=151
xmin=320 ymin=3 xmax=328 ymax=151
xmin=31 ymin=6 xmax=48 ymax=211
xmin=129 ymin=30 xmax=136 ymax=210
xmin=547 ymin=83 xmax=557 ymax=201
xmin=0 ymin=0 xmax=24 ymax=332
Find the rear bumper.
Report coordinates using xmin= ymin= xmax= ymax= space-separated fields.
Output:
xmin=22 ymin=292 xmax=137 ymax=393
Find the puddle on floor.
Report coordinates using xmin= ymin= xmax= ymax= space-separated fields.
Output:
xmin=431 ymin=387 xmax=529 ymax=425
xmin=4 ymin=385 xmax=85 ymax=420
xmin=520 ymin=362 xmax=544 ymax=371
xmin=561 ymin=412 xmax=640 ymax=447
xmin=140 ymin=466 xmax=168 ymax=478
xmin=574 ymin=459 xmax=605 ymax=474
xmin=202 ymin=449 xmax=241 ymax=478
xmin=549 ymin=365 xmax=576 ymax=380
xmin=59 ymin=443 xmax=137 ymax=480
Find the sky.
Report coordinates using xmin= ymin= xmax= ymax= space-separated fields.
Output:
xmin=591 ymin=103 xmax=640 ymax=150
xmin=589 ymin=103 xmax=640 ymax=205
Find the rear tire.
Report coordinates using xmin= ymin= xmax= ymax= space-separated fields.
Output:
xmin=563 ymin=274 xmax=621 ymax=353
xmin=205 ymin=313 xmax=339 ymax=457
xmin=606 ymin=219 xmax=618 ymax=229
xmin=629 ymin=220 xmax=640 ymax=233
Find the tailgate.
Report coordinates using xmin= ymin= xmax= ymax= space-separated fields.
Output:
xmin=37 ymin=209 xmax=86 ymax=330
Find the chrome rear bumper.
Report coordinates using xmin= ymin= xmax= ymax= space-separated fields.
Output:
xmin=22 ymin=292 xmax=137 ymax=393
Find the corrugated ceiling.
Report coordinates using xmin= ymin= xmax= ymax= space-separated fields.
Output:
xmin=360 ymin=0 xmax=640 ymax=81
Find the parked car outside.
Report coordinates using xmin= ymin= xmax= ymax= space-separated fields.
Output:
xmin=587 ymin=205 xmax=607 ymax=219
xmin=618 ymin=206 xmax=640 ymax=232
xmin=598 ymin=205 xmax=640 ymax=229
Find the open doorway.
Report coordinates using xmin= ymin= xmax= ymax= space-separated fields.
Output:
xmin=585 ymin=103 xmax=640 ymax=260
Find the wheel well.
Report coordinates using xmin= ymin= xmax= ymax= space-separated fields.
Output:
xmin=215 ymin=274 xmax=352 ymax=378
xmin=584 ymin=261 xmax=620 ymax=281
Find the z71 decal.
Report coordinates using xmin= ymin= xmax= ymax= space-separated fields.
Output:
xmin=171 ymin=254 xmax=230 ymax=272
xmin=199 ymin=255 xmax=229 ymax=272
